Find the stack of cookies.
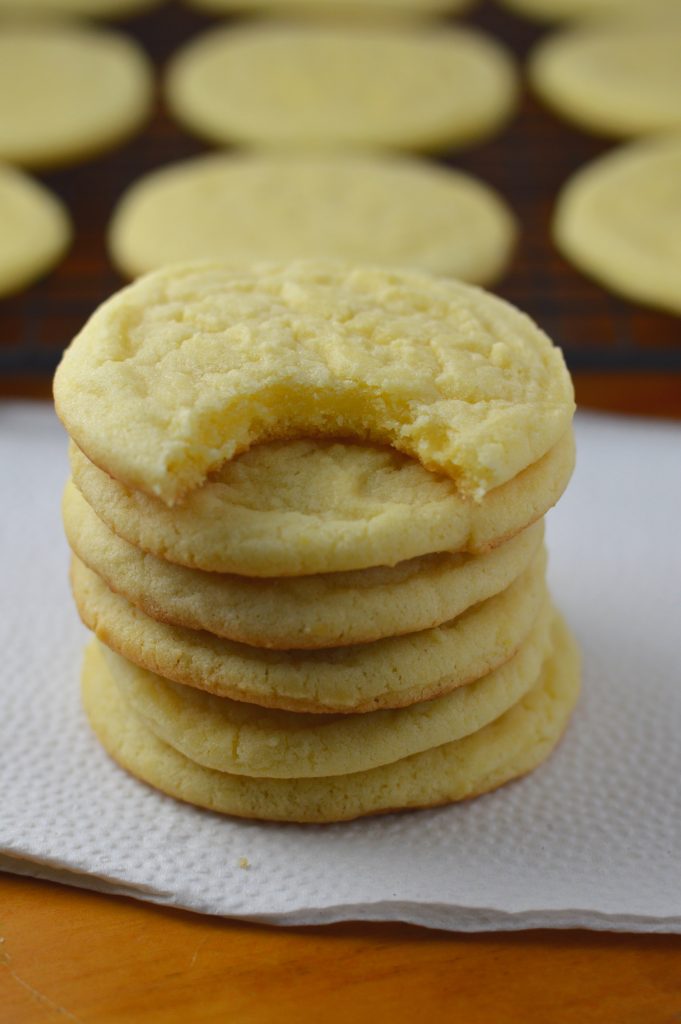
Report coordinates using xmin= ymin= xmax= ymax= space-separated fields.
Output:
xmin=54 ymin=260 xmax=580 ymax=823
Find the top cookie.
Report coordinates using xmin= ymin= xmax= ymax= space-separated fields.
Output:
xmin=164 ymin=22 xmax=518 ymax=152
xmin=54 ymin=261 xmax=574 ymax=506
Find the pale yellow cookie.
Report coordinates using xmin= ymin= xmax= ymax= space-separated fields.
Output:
xmin=498 ymin=0 xmax=680 ymax=20
xmin=0 ymin=0 xmax=164 ymax=17
xmin=71 ymin=548 xmax=548 ymax=713
xmin=184 ymin=0 xmax=476 ymax=17
xmin=108 ymin=151 xmax=516 ymax=286
xmin=0 ymin=23 xmax=153 ymax=168
xmin=69 ymin=432 xmax=572 ymax=576
xmin=553 ymin=134 xmax=681 ymax=315
xmin=64 ymin=479 xmax=544 ymax=648
xmin=0 ymin=163 xmax=71 ymax=298
xmin=530 ymin=22 xmax=681 ymax=137
xmin=81 ymin=612 xmax=580 ymax=821
xmin=164 ymin=23 xmax=518 ymax=152
xmin=100 ymin=603 xmax=553 ymax=778
xmin=55 ymin=262 xmax=574 ymax=507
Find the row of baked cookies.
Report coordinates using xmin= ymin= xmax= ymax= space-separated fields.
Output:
xmin=56 ymin=260 xmax=580 ymax=822
xmin=5 ymin=6 xmax=678 ymax=312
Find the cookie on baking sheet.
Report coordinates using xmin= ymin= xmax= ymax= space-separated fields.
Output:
xmin=553 ymin=134 xmax=681 ymax=315
xmin=54 ymin=262 xmax=574 ymax=509
xmin=0 ymin=0 xmax=164 ymax=16
xmin=70 ymin=549 xmax=548 ymax=713
xmin=108 ymin=151 xmax=516 ymax=286
xmin=183 ymin=0 xmax=476 ymax=17
xmin=82 ymin=613 xmax=580 ymax=822
xmin=0 ymin=23 xmax=153 ymax=168
xmin=99 ymin=603 xmax=553 ymax=778
xmin=69 ymin=431 xmax=571 ymax=577
xmin=530 ymin=22 xmax=681 ymax=137
xmin=164 ymin=23 xmax=518 ymax=152
xmin=63 ymin=480 xmax=543 ymax=648
xmin=0 ymin=164 xmax=71 ymax=298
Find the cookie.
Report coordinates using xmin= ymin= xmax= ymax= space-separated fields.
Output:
xmin=553 ymin=134 xmax=681 ymax=315
xmin=164 ymin=23 xmax=518 ymax=152
xmin=0 ymin=164 xmax=71 ymax=298
xmin=183 ymin=0 xmax=476 ymax=16
xmin=64 ymin=480 xmax=543 ymax=648
xmin=99 ymin=603 xmax=552 ymax=778
xmin=0 ymin=0 xmax=164 ymax=16
xmin=0 ymin=22 xmax=153 ymax=168
xmin=70 ymin=548 xmax=548 ymax=713
xmin=498 ymin=0 xmax=676 ymax=20
xmin=69 ymin=431 xmax=571 ymax=576
xmin=54 ymin=262 xmax=574 ymax=507
xmin=108 ymin=151 xmax=516 ymax=286
xmin=530 ymin=21 xmax=681 ymax=137
xmin=81 ymin=612 xmax=580 ymax=821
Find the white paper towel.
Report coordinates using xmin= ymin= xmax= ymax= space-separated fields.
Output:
xmin=1 ymin=401 xmax=680 ymax=932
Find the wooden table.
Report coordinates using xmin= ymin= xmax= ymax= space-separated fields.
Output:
xmin=3 ymin=373 xmax=681 ymax=1024
xmin=3 ymin=866 xmax=681 ymax=1024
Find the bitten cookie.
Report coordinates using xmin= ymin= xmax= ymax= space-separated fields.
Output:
xmin=54 ymin=261 xmax=574 ymax=507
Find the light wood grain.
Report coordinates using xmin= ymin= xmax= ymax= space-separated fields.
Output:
xmin=2 ymin=873 xmax=681 ymax=1024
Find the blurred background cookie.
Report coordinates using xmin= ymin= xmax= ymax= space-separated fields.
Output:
xmin=109 ymin=151 xmax=516 ymax=285
xmin=530 ymin=19 xmax=681 ymax=137
xmin=0 ymin=163 xmax=71 ymax=297
xmin=164 ymin=21 xmax=518 ymax=152
xmin=0 ymin=21 xmax=153 ymax=168
xmin=554 ymin=134 xmax=681 ymax=315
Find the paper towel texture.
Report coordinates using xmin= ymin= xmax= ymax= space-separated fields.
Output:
xmin=1 ymin=402 xmax=680 ymax=931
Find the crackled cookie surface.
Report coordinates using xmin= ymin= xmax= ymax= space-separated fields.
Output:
xmin=0 ymin=164 xmax=71 ymax=297
xmin=530 ymin=22 xmax=681 ymax=137
xmin=82 ymin=612 xmax=580 ymax=821
xmin=164 ymin=23 xmax=518 ymax=152
xmin=55 ymin=262 xmax=574 ymax=506
xmin=109 ymin=151 xmax=516 ymax=285
xmin=0 ymin=23 xmax=153 ymax=169
xmin=554 ymin=135 xmax=681 ymax=314
xmin=71 ymin=550 xmax=548 ymax=712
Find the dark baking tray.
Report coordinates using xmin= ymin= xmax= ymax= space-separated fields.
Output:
xmin=2 ymin=0 xmax=680 ymax=380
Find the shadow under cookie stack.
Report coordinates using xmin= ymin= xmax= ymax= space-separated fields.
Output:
xmin=55 ymin=260 xmax=580 ymax=824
